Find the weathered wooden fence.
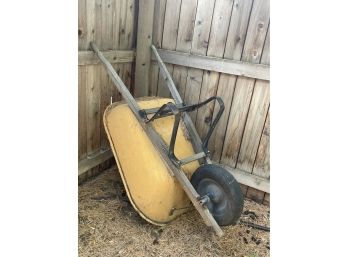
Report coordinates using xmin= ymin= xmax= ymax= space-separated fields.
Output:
xmin=78 ymin=0 xmax=270 ymax=204
xmin=78 ymin=0 xmax=137 ymax=181
xmin=144 ymin=0 xmax=270 ymax=204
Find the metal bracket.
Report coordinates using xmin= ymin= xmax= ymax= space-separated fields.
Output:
xmin=141 ymin=96 xmax=224 ymax=166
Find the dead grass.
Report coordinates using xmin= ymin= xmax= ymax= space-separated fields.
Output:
xmin=79 ymin=167 xmax=270 ymax=257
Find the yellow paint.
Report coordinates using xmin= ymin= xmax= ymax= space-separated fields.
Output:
xmin=104 ymin=97 xmax=200 ymax=225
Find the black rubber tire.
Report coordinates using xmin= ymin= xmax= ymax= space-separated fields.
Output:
xmin=190 ymin=164 xmax=244 ymax=226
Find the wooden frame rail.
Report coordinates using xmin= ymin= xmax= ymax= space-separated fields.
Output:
xmin=78 ymin=151 xmax=270 ymax=194
xmin=217 ymin=163 xmax=270 ymax=193
xmin=78 ymin=149 xmax=113 ymax=176
xmin=78 ymin=50 xmax=135 ymax=65
xmin=151 ymin=49 xmax=270 ymax=81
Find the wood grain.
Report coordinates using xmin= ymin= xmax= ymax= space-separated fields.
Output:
xmin=172 ymin=0 xmax=198 ymax=98
xmin=78 ymin=50 xmax=135 ymax=65
xmin=78 ymin=0 xmax=136 ymax=177
xmin=237 ymin=27 xmax=270 ymax=172
xmin=157 ymin=0 xmax=182 ymax=97
xmin=253 ymin=108 xmax=270 ymax=178
xmin=78 ymin=0 xmax=87 ymax=50
xmin=152 ymin=49 xmax=269 ymax=80
xmin=135 ymin=0 xmax=153 ymax=97
xmin=221 ymin=0 xmax=270 ymax=168
xmin=100 ymin=0 xmax=114 ymax=152
xmin=149 ymin=0 xmax=167 ymax=96
xmin=184 ymin=0 xmax=215 ymax=123
xmin=194 ymin=0 xmax=234 ymax=135
xmin=207 ymin=0 xmax=254 ymax=162
xmin=78 ymin=66 xmax=87 ymax=160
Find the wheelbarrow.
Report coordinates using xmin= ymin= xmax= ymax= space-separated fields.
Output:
xmin=91 ymin=42 xmax=244 ymax=237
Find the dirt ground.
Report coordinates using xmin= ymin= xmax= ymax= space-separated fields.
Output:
xmin=78 ymin=167 xmax=270 ymax=257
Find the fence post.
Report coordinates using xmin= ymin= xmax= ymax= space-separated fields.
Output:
xmin=134 ymin=0 xmax=155 ymax=97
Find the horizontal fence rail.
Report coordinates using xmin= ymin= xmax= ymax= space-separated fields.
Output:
xmin=79 ymin=50 xmax=135 ymax=65
xmin=152 ymin=49 xmax=270 ymax=80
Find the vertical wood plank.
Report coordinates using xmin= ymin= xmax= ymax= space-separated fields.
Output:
xmin=79 ymin=0 xmax=137 ymax=176
xmin=78 ymin=66 xmax=87 ymax=160
xmin=86 ymin=63 xmax=101 ymax=155
xmin=101 ymin=0 xmax=117 ymax=170
xmin=119 ymin=0 xmax=128 ymax=49
xmin=111 ymin=0 xmax=122 ymax=102
xmin=86 ymin=0 xmax=101 ymax=183
xmin=149 ymin=0 xmax=167 ymax=96
xmin=112 ymin=0 xmax=121 ymax=51
xmin=237 ymin=80 xmax=269 ymax=170
xmin=184 ymin=69 xmax=203 ymax=122
xmin=253 ymin=108 xmax=270 ymax=178
xmin=237 ymin=26 xmax=270 ymax=172
xmin=78 ymin=0 xmax=87 ymax=50
xmin=207 ymin=0 xmax=254 ymax=161
xmin=194 ymin=0 xmax=235 ymax=136
xmin=221 ymin=0 xmax=270 ymax=168
xmin=78 ymin=0 xmax=89 ymax=161
xmin=157 ymin=0 xmax=182 ymax=97
xmin=184 ymin=0 xmax=215 ymax=122
xmin=86 ymin=0 xmax=95 ymax=48
xmin=190 ymin=0 xmax=216 ymax=56
xmin=92 ymin=0 xmax=103 ymax=156
xmin=126 ymin=0 xmax=135 ymax=49
xmin=172 ymin=0 xmax=198 ymax=98
xmin=134 ymin=0 xmax=155 ymax=97
xmin=123 ymin=0 xmax=135 ymax=92
xmin=100 ymin=0 xmax=114 ymax=151
xmin=85 ymin=0 xmax=97 ymax=157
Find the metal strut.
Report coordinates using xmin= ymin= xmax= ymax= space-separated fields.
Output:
xmin=142 ymin=96 xmax=225 ymax=165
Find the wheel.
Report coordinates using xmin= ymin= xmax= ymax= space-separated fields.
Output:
xmin=190 ymin=164 xmax=244 ymax=226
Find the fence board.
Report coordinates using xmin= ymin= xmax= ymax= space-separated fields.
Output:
xmin=85 ymin=0 xmax=95 ymax=51
xmin=172 ymin=0 xmax=198 ymax=98
xmin=120 ymin=0 xmax=135 ymax=92
xmin=78 ymin=0 xmax=136 ymax=176
xmin=149 ymin=0 xmax=167 ymax=96
xmin=241 ymin=25 xmax=269 ymax=203
xmin=85 ymin=0 xmax=98 ymax=157
xmin=253 ymin=108 xmax=270 ymax=178
xmin=78 ymin=50 xmax=135 ymax=65
xmin=78 ymin=0 xmax=87 ymax=50
xmin=237 ymin=27 xmax=270 ymax=172
xmin=152 ymin=49 xmax=269 ymax=80
xmin=134 ymin=0 xmax=154 ymax=96
xmin=183 ymin=0 xmax=215 ymax=123
xmin=99 ymin=0 xmax=110 ymax=153
xmin=219 ymin=164 xmax=270 ymax=193
xmin=157 ymin=0 xmax=182 ymax=97
xmin=121 ymin=0 xmax=135 ymax=93
xmin=111 ymin=0 xmax=123 ymax=102
xmin=202 ymin=0 xmax=254 ymax=162
xmin=221 ymin=0 xmax=270 ymax=169
xmin=82 ymin=0 xmax=99 ymax=176
xmin=78 ymin=66 xmax=87 ymax=160
xmin=86 ymin=65 xmax=101 ymax=156
xmin=194 ymin=0 xmax=234 ymax=131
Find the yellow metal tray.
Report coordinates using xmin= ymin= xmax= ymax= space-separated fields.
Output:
xmin=104 ymin=97 xmax=200 ymax=225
